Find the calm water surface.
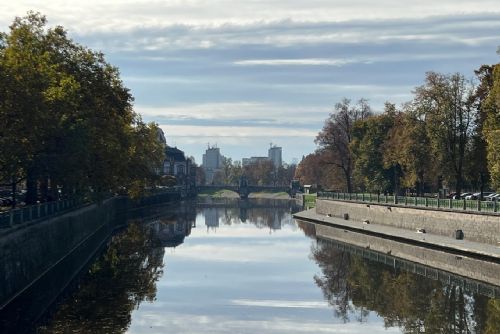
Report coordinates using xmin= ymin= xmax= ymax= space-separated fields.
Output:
xmin=33 ymin=200 xmax=500 ymax=333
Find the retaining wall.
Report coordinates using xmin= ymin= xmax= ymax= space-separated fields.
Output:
xmin=0 ymin=192 xmax=180 ymax=310
xmin=316 ymin=199 xmax=500 ymax=245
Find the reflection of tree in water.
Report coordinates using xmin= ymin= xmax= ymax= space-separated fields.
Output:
xmin=214 ymin=207 xmax=294 ymax=230
xmin=312 ymin=241 xmax=500 ymax=334
xmin=38 ymin=223 xmax=165 ymax=334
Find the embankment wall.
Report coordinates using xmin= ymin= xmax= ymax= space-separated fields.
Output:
xmin=316 ymin=199 xmax=500 ymax=245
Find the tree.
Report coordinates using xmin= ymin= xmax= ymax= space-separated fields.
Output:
xmin=350 ymin=104 xmax=398 ymax=193
xmin=0 ymin=12 xmax=165 ymax=205
xmin=482 ymin=64 xmax=500 ymax=191
xmin=414 ymin=72 xmax=476 ymax=196
xmin=383 ymin=104 xmax=432 ymax=196
xmin=316 ymin=98 xmax=372 ymax=192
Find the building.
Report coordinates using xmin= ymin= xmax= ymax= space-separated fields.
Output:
xmin=163 ymin=146 xmax=196 ymax=196
xmin=202 ymin=145 xmax=224 ymax=184
xmin=268 ymin=145 xmax=282 ymax=168
xmin=241 ymin=144 xmax=283 ymax=168
xmin=242 ymin=156 xmax=269 ymax=166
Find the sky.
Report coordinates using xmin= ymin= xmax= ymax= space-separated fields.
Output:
xmin=1 ymin=1 xmax=499 ymax=164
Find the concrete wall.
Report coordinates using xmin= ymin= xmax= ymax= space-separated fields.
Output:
xmin=316 ymin=199 xmax=500 ymax=245
xmin=0 ymin=192 xmax=178 ymax=310
xmin=314 ymin=223 xmax=500 ymax=287
xmin=0 ymin=198 xmax=129 ymax=309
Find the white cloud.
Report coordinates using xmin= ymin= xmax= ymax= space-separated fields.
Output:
xmin=234 ymin=58 xmax=363 ymax=66
xmin=158 ymin=125 xmax=316 ymax=138
xmin=231 ymin=299 xmax=330 ymax=309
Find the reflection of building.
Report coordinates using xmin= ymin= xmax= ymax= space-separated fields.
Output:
xmin=163 ymin=146 xmax=196 ymax=196
xmin=204 ymin=208 xmax=219 ymax=231
xmin=202 ymin=145 xmax=224 ymax=184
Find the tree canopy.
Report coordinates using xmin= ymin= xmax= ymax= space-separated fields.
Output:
xmin=0 ymin=13 xmax=165 ymax=205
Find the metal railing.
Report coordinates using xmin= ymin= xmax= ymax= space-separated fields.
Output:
xmin=0 ymin=198 xmax=85 ymax=229
xmin=317 ymin=192 xmax=499 ymax=214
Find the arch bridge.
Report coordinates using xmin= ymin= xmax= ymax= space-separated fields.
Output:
xmin=197 ymin=177 xmax=299 ymax=199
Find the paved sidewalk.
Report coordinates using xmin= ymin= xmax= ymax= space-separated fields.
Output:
xmin=294 ymin=208 xmax=500 ymax=261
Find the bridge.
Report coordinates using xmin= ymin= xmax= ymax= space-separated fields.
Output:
xmin=197 ymin=177 xmax=298 ymax=199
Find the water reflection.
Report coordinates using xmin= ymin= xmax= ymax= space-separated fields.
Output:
xmin=9 ymin=200 xmax=497 ymax=334
xmin=299 ymin=222 xmax=500 ymax=334
xmin=37 ymin=222 xmax=164 ymax=333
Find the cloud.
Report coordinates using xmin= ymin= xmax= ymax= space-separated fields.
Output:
xmin=231 ymin=299 xmax=330 ymax=309
xmin=158 ymin=125 xmax=317 ymax=138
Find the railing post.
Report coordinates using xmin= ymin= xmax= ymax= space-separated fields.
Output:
xmin=437 ymin=198 xmax=440 ymax=208
xmin=405 ymin=196 xmax=408 ymax=206
xmin=38 ymin=204 xmax=41 ymax=218
xmin=362 ymin=193 xmax=365 ymax=201
xmin=425 ymin=197 xmax=428 ymax=207
xmin=494 ymin=200 xmax=498 ymax=213
xmin=9 ymin=211 xmax=14 ymax=227
xmin=394 ymin=195 xmax=398 ymax=205
xmin=463 ymin=199 xmax=466 ymax=211
xmin=377 ymin=193 xmax=380 ymax=203
xmin=385 ymin=194 xmax=388 ymax=203
xmin=449 ymin=199 xmax=452 ymax=209
xmin=477 ymin=200 xmax=481 ymax=212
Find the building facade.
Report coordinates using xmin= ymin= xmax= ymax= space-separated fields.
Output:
xmin=202 ymin=146 xmax=224 ymax=184
xmin=268 ymin=145 xmax=282 ymax=168
xmin=163 ymin=146 xmax=196 ymax=196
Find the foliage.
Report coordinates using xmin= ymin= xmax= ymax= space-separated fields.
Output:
xmin=350 ymin=104 xmax=397 ymax=193
xmin=482 ymin=64 xmax=500 ymax=190
xmin=0 ymin=13 xmax=164 ymax=204
xmin=413 ymin=72 xmax=476 ymax=196
xmin=315 ymin=98 xmax=372 ymax=192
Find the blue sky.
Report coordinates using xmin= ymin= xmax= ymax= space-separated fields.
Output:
xmin=2 ymin=1 xmax=499 ymax=164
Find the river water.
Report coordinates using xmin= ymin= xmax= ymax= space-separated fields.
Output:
xmin=6 ymin=199 xmax=500 ymax=333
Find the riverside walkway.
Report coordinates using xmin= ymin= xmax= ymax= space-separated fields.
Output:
xmin=294 ymin=208 xmax=500 ymax=262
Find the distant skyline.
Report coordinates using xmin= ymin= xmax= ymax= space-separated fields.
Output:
xmin=2 ymin=1 xmax=499 ymax=163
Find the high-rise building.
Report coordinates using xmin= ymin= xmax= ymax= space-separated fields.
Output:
xmin=202 ymin=145 xmax=224 ymax=184
xmin=268 ymin=145 xmax=282 ymax=168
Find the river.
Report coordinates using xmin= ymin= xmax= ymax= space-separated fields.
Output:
xmin=2 ymin=199 xmax=500 ymax=333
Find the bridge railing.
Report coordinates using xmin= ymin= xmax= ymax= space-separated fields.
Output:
xmin=317 ymin=192 xmax=499 ymax=214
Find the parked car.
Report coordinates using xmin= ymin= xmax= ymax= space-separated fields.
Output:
xmin=466 ymin=192 xmax=495 ymax=200
xmin=487 ymin=193 xmax=500 ymax=201
xmin=458 ymin=192 xmax=472 ymax=199
xmin=485 ymin=193 xmax=498 ymax=201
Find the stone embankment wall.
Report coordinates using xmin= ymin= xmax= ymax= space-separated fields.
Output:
xmin=314 ymin=223 xmax=500 ymax=287
xmin=316 ymin=199 xmax=500 ymax=245
xmin=0 ymin=192 xmax=180 ymax=310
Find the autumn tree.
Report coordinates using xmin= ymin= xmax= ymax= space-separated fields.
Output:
xmin=383 ymin=104 xmax=433 ymax=196
xmin=315 ymin=98 xmax=372 ymax=192
xmin=350 ymin=104 xmax=398 ymax=193
xmin=0 ymin=13 xmax=165 ymax=205
xmin=482 ymin=64 xmax=500 ymax=191
xmin=413 ymin=72 xmax=476 ymax=197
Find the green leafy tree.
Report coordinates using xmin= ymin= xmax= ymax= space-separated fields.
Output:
xmin=383 ymin=104 xmax=432 ymax=196
xmin=414 ymin=72 xmax=476 ymax=196
xmin=0 ymin=13 xmax=165 ymax=204
xmin=350 ymin=105 xmax=397 ymax=193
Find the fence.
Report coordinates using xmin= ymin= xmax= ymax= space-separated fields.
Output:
xmin=0 ymin=198 xmax=85 ymax=229
xmin=317 ymin=192 xmax=499 ymax=214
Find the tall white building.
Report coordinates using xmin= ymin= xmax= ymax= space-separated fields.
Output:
xmin=268 ymin=145 xmax=282 ymax=168
xmin=202 ymin=145 xmax=223 ymax=184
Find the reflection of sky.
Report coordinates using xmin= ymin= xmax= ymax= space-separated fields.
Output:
xmin=127 ymin=208 xmax=401 ymax=333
